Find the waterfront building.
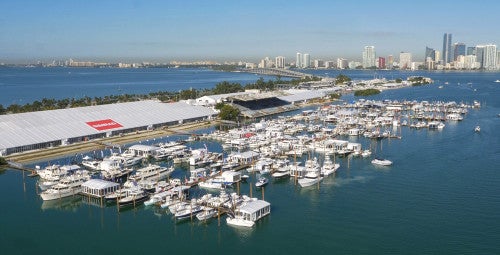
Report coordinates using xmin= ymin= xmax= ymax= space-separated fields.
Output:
xmin=426 ymin=57 xmax=435 ymax=70
xmin=258 ymin=57 xmax=273 ymax=68
xmin=442 ymin=33 xmax=453 ymax=64
xmin=453 ymin=43 xmax=466 ymax=61
xmin=325 ymin=61 xmax=335 ymax=69
xmin=313 ymin=59 xmax=324 ymax=68
xmin=378 ymin=57 xmax=386 ymax=69
xmin=467 ymin=46 xmax=476 ymax=56
xmin=464 ymin=55 xmax=479 ymax=69
xmin=425 ymin=47 xmax=436 ymax=61
xmin=434 ymin=50 xmax=441 ymax=63
xmin=454 ymin=55 xmax=465 ymax=69
xmin=296 ymin=52 xmax=302 ymax=68
xmin=482 ymin=44 xmax=497 ymax=70
xmin=303 ymin=54 xmax=310 ymax=68
xmin=362 ymin=46 xmax=376 ymax=68
xmin=0 ymin=101 xmax=216 ymax=156
xmin=497 ymin=51 xmax=500 ymax=68
xmin=399 ymin=52 xmax=412 ymax=70
xmin=275 ymin=56 xmax=286 ymax=69
xmin=387 ymin=55 xmax=394 ymax=68
xmin=337 ymin=58 xmax=348 ymax=69
xmin=348 ymin=61 xmax=361 ymax=69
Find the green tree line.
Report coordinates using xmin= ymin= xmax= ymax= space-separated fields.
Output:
xmin=0 ymin=74 xmax=330 ymax=115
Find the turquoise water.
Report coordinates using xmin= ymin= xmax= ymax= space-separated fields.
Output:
xmin=1 ymin=69 xmax=500 ymax=254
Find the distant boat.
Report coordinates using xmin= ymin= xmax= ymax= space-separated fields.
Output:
xmin=495 ymin=80 xmax=500 ymax=83
xmin=255 ymin=177 xmax=268 ymax=188
xmin=371 ymin=158 xmax=393 ymax=166
xmin=438 ymin=85 xmax=444 ymax=89
xmin=474 ymin=125 xmax=481 ymax=133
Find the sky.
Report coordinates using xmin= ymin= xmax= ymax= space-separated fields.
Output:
xmin=1 ymin=0 xmax=499 ymax=64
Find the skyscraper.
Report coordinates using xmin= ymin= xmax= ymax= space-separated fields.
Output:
xmin=378 ymin=57 xmax=386 ymax=69
xmin=303 ymin=54 xmax=310 ymax=68
xmin=387 ymin=55 xmax=394 ymax=68
xmin=475 ymin=45 xmax=485 ymax=68
xmin=425 ymin=47 xmax=435 ymax=61
xmin=482 ymin=44 xmax=497 ymax=70
xmin=467 ymin=46 xmax=476 ymax=56
xmin=453 ymin=43 xmax=466 ymax=61
xmin=362 ymin=46 xmax=376 ymax=68
xmin=442 ymin=33 xmax=452 ymax=64
xmin=275 ymin=56 xmax=285 ymax=69
xmin=296 ymin=52 xmax=302 ymax=68
xmin=399 ymin=52 xmax=412 ymax=70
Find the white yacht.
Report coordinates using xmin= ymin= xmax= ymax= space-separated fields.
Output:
xmin=105 ymin=153 xmax=142 ymax=168
xmin=255 ymin=177 xmax=269 ymax=188
xmin=361 ymin=149 xmax=372 ymax=157
xmin=128 ymin=164 xmax=174 ymax=183
xmin=321 ymin=157 xmax=340 ymax=176
xmin=198 ymin=177 xmax=225 ymax=190
xmin=272 ymin=165 xmax=290 ymax=178
xmin=117 ymin=188 xmax=149 ymax=207
xmin=298 ymin=157 xmax=323 ymax=187
xmin=196 ymin=207 xmax=218 ymax=221
xmin=371 ymin=158 xmax=393 ymax=166
xmin=80 ymin=156 xmax=102 ymax=170
xmin=175 ymin=203 xmax=203 ymax=220
xmin=37 ymin=164 xmax=81 ymax=181
xmin=40 ymin=173 xmax=90 ymax=201
xmin=474 ymin=125 xmax=481 ymax=132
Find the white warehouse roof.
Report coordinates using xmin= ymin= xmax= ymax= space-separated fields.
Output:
xmin=0 ymin=100 xmax=216 ymax=151
xmin=278 ymin=88 xmax=339 ymax=103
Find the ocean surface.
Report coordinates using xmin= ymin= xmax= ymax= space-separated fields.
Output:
xmin=1 ymin=68 xmax=500 ymax=254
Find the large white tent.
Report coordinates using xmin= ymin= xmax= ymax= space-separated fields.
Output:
xmin=0 ymin=100 xmax=216 ymax=156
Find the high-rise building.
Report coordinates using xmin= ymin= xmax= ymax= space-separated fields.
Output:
xmin=442 ymin=33 xmax=453 ymax=64
xmin=362 ymin=46 xmax=376 ymax=68
xmin=399 ymin=52 xmax=412 ymax=70
xmin=378 ymin=57 xmax=386 ymax=69
xmin=296 ymin=52 xmax=302 ymax=68
xmin=275 ymin=56 xmax=285 ymax=69
xmin=482 ymin=44 xmax=497 ymax=70
xmin=434 ymin=50 xmax=441 ymax=63
xmin=453 ymin=43 xmax=466 ymax=61
xmin=337 ymin=58 xmax=348 ymax=69
xmin=497 ymin=51 xmax=500 ymax=69
xmin=467 ymin=46 xmax=476 ymax=56
xmin=464 ymin=55 xmax=478 ymax=69
xmin=325 ymin=61 xmax=335 ymax=69
xmin=387 ymin=55 xmax=394 ymax=68
xmin=313 ymin=59 xmax=324 ymax=68
xmin=303 ymin=54 xmax=310 ymax=68
xmin=475 ymin=45 xmax=485 ymax=68
xmin=425 ymin=47 xmax=436 ymax=61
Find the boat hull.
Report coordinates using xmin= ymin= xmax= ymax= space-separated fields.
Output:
xmin=226 ymin=217 xmax=255 ymax=227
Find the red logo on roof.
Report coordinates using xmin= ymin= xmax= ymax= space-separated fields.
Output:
xmin=86 ymin=119 xmax=123 ymax=131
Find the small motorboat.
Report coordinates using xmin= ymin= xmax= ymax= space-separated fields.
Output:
xmin=255 ymin=177 xmax=268 ymax=188
xmin=371 ymin=158 xmax=393 ymax=166
xmin=474 ymin=125 xmax=480 ymax=133
xmin=241 ymin=174 xmax=249 ymax=182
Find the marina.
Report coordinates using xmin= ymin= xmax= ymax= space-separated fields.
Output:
xmin=1 ymin=69 xmax=500 ymax=254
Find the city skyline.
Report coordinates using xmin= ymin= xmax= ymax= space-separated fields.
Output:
xmin=1 ymin=0 xmax=500 ymax=64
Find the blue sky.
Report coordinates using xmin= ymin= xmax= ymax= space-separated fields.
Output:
xmin=1 ymin=0 xmax=499 ymax=63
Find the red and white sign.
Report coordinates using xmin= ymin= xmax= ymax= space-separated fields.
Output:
xmin=86 ymin=119 xmax=123 ymax=131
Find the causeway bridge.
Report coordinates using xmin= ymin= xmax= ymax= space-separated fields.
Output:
xmin=242 ymin=68 xmax=313 ymax=78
